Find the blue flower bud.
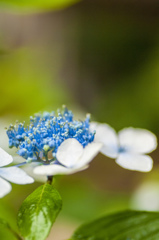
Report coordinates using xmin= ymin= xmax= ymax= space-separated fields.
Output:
xmin=18 ymin=148 xmax=27 ymax=157
xmin=49 ymin=140 xmax=55 ymax=148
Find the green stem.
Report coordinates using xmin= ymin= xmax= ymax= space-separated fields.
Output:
xmin=44 ymin=152 xmax=50 ymax=164
xmin=47 ymin=175 xmax=53 ymax=185
xmin=8 ymin=226 xmax=23 ymax=240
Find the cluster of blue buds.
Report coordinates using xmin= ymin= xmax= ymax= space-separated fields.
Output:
xmin=6 ymin=106 xmax=95 ymax=163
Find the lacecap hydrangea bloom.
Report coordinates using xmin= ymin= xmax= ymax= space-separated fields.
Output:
xmin=7 ymin=107 xmax=102 ymax=176
xmin=90 ymin=122 xmax=157 ymax=172
xmin=0 ymin=148 xmax=34 ymax=198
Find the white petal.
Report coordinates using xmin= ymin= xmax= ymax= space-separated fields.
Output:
xmin=56 ymin=138 xmax=83 ymax=167
xmin=119 ymin=128 xmax=157 ymax=154
xmin=90 ymin=122 xmax=118 ymax=158
xmin=0 ymin=167 xmax=34 ymax=184
xmin=33 ymin=164 xmax=88 ymax=176
xmin=76 ymin=142 xmax=103 ymax=168
xmin=0 ymin=148 xmax=13 ymax=167
xmin=23 ymin=163 xmax=47 ymax=183
xmin=0 ymin=177 xmax=12 ymax=198
xmin=115 ymin=153 xmax=153 ymax=172
xmin=33 ymin=142 xmax=102 ymax=176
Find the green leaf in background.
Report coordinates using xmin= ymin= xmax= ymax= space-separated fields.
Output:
xmin=17 ymin=183 xmax=62 ymax=240
xmin=0 ymin=0 xmax=80 ymax=12
xmin=0 ymin=218 xmax=20 ymax=240
xmin=71 ymin=210 xmax=159 ymax=240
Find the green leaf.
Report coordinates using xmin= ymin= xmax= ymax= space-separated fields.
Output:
xmin=0 ymin=0 xmax=80 ymax=12
xmin=17 ymin=183 xmax=62 ymax=240
xmin=71 ymin=210 xmax=159 ymax=240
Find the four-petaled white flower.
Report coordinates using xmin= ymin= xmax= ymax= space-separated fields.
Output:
xmin=0 ymin=148 xmax=34 ymax=198
xmin=90 ymin=122 xmax=157 ymax=172
xmin=33 ymin=138 xmax=102 ymax=176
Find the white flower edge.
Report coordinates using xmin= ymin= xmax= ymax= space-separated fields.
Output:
xmin=115 ymin=153 xmax=153 ymax=172
xmin=89 ymin=122 xmax=119 ymax=158
xmin=90 ymin=122 xmax=157 ymax=157
xmin=33 ymin=164 xmax=89 ymax=176
xmin=90 ymin=122 xmax=157 ymax=172
xmin=0 ymin=167 xmax=34 ymax=198
xmin=34 ymin=139 xmax=102 ymax=176
xmin=0 ymin=148 xmax=34 ymax=198
xmin=56 ymin=138 xmax=84 ymax=168
xmin=118 ymin=127 xmax=157 ymax=154
xmin=0 ymin=167 xmax=34 ymax=184
xmin=22 ymin=163 xmax=47 ymax=183
xmin=0 ymin=147 xmax=13 ymax=167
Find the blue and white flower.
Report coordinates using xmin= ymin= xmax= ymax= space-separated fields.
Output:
xmin=90 ymin=122 xmax=157 ymax=172
xmin=7 ymin=107 xmax=102 ymax=176
xmin=0 ymin=147 xmax=34 ymax=198
xmin=33 ymin=138 xmax=102 ymax=175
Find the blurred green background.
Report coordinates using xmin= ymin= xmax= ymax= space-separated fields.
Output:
xmin=0 ymin=0 xmax=159 ymax=239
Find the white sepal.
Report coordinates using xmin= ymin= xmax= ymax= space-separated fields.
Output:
xmin=90 ymin=122 xmax=118 ymax=158
xmin=22 ymin=163 xmax=47 ymax=183
xmin=0 ymin=167 xmax=34 ymax=184
xmin=115 ymin=153 xmax=153 ymax=172
xmin=75 ymin=142 xmax=103 ymax=168
xmin=0 ymin=148 xmax=13 ymax=167
xmin=34 ymin=164 xmax=88 ymax=176
xmin=119 ymin=128 xmax=157 ymax=154
xmin=56 ymin=138 xmax=83 ymax=168
xmin=34 ymin=142 xmax=102 ymax=176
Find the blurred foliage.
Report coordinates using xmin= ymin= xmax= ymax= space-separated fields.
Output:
xmin=55 ymin=176 xmax=130 ymax=222
xmin=0 ymin=48 xmax=73 ymax=118
xmin=0 ymin=199 xmax=18 ymax=240
xmin=76 ymin=11 xmax=159 ymax=131
xmin=0 ymin=0 xmax=80 ymax=12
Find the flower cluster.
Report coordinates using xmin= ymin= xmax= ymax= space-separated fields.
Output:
xmin=6 ymin=106 xmax=157 ymax=181
xmin=7 ymin=107 xmax=95 ymax=164
xmin=1 ymin=106 xmax=157 ymax=200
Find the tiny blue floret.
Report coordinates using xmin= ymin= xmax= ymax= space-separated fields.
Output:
xmin=6 ymin=106 xmax=95 ymax=164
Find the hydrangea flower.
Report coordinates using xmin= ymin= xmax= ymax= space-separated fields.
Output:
xmin=90 ymin=122 xmax=157 ymax=172
xmin=7 ymin=107 xmax=102 ymax=176
xmin=0 ymin=148 xmax=34 ymax=198
xmin=34 ymin=138 xmax=102 ymax=175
